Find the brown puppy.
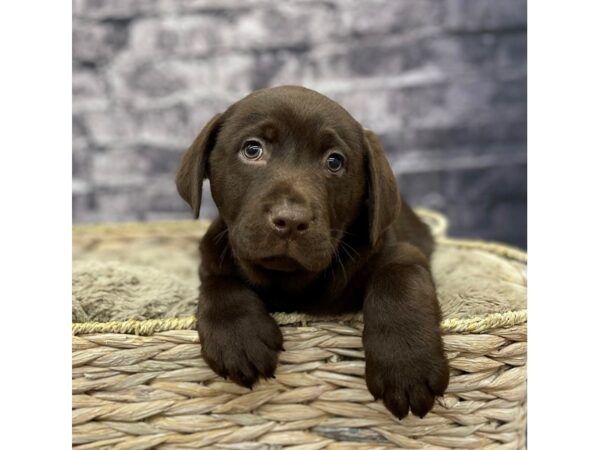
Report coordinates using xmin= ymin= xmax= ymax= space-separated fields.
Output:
xmin=176 ymin=86 xmax=449 ymax=419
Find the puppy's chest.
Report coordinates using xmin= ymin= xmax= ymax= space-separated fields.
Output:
xmin=258 ymin=274 xmax=367 ymax=314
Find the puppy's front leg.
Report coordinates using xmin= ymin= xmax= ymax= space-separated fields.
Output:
xmin=363 ymin=243 xmax=449 ymax=419
xmin=198 ymin=275 xmax=283 ymax=388
xmin=197 ymin=221 xmax=283 ymax=387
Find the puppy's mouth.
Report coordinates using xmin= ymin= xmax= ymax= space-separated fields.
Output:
xmin=230 ymin=222 xmax=335 ymax=275
xmin=256 ymin=255 xmax=303 ymax=273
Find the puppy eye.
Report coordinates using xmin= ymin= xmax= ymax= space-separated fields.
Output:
xmin=241 ymin=141 xmax=263 ymax=160
xmin=326 ymin=153 xmax=344 ymax=172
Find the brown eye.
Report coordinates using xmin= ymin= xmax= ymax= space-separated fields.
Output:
xmin=326 ymin=153 xmax=344 ymax=172
xmin=242 ymin=141 xmax=263 ymax=160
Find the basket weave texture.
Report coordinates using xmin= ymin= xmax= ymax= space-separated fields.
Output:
xmin=72 ymin=211 xmax=527 ymax=450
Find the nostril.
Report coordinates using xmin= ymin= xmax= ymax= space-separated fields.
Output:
xmin=273 ymin=218 xmax=287 ymax=229
xmin=296 ymin=222 xmax=309 ymax=232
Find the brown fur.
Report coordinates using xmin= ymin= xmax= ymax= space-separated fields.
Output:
xmin=176 ymin=86 xmax=449 ymax=419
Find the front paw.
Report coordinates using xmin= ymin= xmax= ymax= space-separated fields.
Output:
xmin=198 ymin=312 xmax=283 ymax=388
xmin=365 ymin=343 xmax=449 ymax=419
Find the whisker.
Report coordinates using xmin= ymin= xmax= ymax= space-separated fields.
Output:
xmin=339 ymin=240 xmax=360 ymax=259
xmin=339 ymin=239 xmax=357 ymax=257
xmin=213 ymin=228 xmax=228 ymax=244
xmin=339 ymin=242 xmax=356 ymax=263
xmin=326 ymin=241 xmax=337 ymax=280
xmin=330 ymin=228 xmax=358 ymax=239
xmin=218 ymin=244 xmax=228 ymax=270
xmin=330 ymin=227 xmax=360 ymax=262
xmin=331 ymin=240 xmax=348 ymax=283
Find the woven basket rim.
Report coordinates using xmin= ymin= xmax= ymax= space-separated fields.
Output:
xmin=72 ymin=308 xmax=527 ymax=336
xmin=414 ymin=207 xmax=449 ymax=237
xmin=72 ymin=217 xmax=527 ymax=337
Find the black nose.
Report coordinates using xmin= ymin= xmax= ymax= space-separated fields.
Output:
xmin=269 ymin=204 xmax=311 ymax=237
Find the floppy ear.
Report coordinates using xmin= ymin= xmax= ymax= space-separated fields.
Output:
xmin=364 ymin=129 xmax=400 ymax=246
xmin=176 ymin=114 xmax=222 ymax=218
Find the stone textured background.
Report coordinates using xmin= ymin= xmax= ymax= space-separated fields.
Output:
xmin=73 ymin=0 xmax=527 ymax=248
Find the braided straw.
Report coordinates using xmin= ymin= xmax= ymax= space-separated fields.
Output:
xmin=73 ymin=310 xmax=526 ymax=337
xmin=414 ymin=208 xmax=449 ymax=239
xmin=72 ymin=213 xmax=527 ymax=449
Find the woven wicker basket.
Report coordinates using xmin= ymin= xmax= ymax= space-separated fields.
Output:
xmin=72 ymin=211 xmax=526 ymax=450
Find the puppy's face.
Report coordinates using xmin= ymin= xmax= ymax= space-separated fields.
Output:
xmin=177 ymin=86 xmax=399 ymax=286
xmin=211 ymin=88 xmax=367 ymax=280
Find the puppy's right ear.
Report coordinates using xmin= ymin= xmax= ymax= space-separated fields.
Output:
xmin=176 ymin=114 xmax=222 ymax=218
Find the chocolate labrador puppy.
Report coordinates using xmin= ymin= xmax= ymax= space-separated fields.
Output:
xmin=176 ymin=86 xmax=449 ymax=419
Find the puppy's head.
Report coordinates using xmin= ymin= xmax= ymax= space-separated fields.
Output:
xmin=177 ymin=86 xmax=399 ymax=284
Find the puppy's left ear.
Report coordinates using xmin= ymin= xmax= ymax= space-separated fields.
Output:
xmin=176 ymin=113 xmax=222 ymax=218
xmin=364 ymin=129 xmax=400 ymax=246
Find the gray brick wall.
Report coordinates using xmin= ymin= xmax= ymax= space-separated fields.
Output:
xmin=73 ymin=0 xmax=527 ymax=248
